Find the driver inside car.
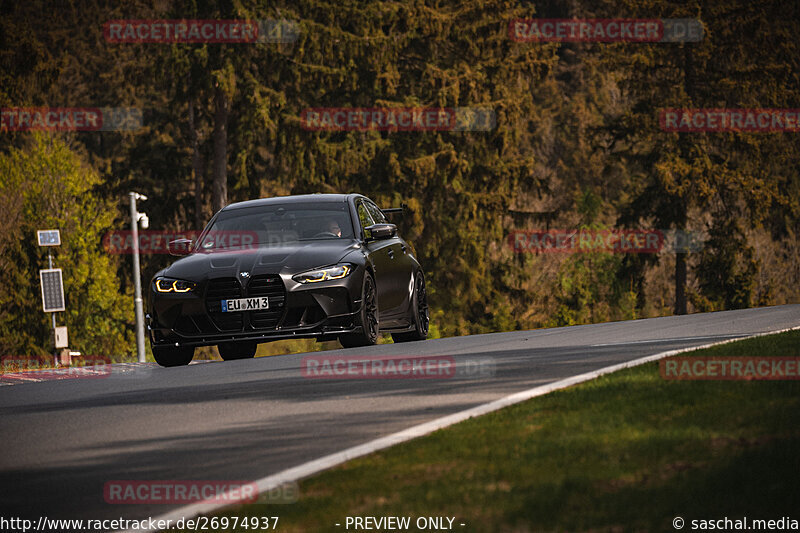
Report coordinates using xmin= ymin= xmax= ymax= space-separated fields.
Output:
xmin=327 ymin=219 xmax=342 ymax=237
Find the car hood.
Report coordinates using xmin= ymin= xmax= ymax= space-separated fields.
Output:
xmin=161 ymin=240 xmax=361 ymax=281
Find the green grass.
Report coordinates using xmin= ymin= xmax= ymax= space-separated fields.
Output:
xmin=195 ymin=329 xmax=800 ymax=532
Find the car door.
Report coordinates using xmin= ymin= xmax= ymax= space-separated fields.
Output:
xmin=364 ymin=199 xmax=410 ymax=318
xmin=356 ymin=200 xmax=394 ymax=320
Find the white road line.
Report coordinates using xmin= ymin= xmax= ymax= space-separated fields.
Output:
xmin=590 ymin=334 xmax=750 ymax=347
xmin=121 ymin=325 xmax=800 ymax=533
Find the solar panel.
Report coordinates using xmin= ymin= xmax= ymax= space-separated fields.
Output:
xmin=40 ymin=269 xmax=65 ymax=312
xmin=37 ymin=229 xmax=61 ymax=246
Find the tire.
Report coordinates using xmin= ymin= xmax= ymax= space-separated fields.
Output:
xmin=218 ymin=341 xmax=257 ymax=361
xmin=339 ymin=271 xmax=379 ymax=348
xmin=152 ymin=345 xmax=194 ymax=367
xmin=392 ymin=270 xmax=429 ymax=343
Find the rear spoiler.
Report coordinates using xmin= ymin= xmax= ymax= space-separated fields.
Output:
xmin=381 ymin=203 xmax=407 ymax=217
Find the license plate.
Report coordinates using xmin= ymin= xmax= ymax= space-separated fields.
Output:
xmin=221 ymin=297 xmax=269 ymax=312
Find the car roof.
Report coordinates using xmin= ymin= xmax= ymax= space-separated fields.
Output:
xmin=222 ymin=193 xmax=362 ymax=211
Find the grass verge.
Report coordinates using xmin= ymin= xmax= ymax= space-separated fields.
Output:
xmin=201 ymin=330 xmax=800 ymax=532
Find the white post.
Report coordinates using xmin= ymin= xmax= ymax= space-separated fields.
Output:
xmin=129 ymin=192 xmax=146 ymax=363
xmin=49 ymin=251 xmax=57 ymax=367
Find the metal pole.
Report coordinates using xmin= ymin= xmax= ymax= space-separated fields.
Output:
xmin=49 ymin=251 xmax=57 ymax=367
xmin=130 ymin=193 xmax=146 ymax=362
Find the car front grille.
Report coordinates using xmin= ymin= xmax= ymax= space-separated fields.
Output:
xmin=203 ymin=275 xmax=286 ymax=333
xmin=247 ymin=275 xmax=286 ymax=329
xmin=205 ymin=278 xmax=244 ymax=331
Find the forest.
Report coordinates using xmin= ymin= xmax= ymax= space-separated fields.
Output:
xmin=1 ymin=0 xmax=798 ymax=358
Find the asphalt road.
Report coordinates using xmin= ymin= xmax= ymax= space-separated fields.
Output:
xmin=1 ymin=305 xmax=799 ymax=525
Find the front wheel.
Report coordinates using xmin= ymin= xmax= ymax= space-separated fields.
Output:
xmin=392 ymin=270 xmax=429 ymax=343
xmin=340 ymin=272 xmax=379 ymax=348
xmin=218 ymin=341 xmax=257 ymax=361
xmin=152 ymin=345 xmax=194 ymax=367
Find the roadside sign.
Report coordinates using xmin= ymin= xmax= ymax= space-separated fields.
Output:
xmin=40 ymin=268 xmax=66 ymax=312
xmin=37 ymin=229 xmax=61 ymax=246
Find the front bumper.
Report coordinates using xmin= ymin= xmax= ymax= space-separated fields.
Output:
xmin=147 ymin=270 xmax=363 ymax=348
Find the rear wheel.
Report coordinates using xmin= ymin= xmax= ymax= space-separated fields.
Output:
xmin=152 ymin=345 xmax=194 ymax=367
xmin=339 ymin=272 xmax=379 ymax=348
xmin=218 ymin=341 xmax=257 ymax=361
xmin=392 ymin=271 xmax=429 ymax=343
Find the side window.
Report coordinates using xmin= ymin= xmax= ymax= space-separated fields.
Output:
xmin=365 ymin=201 xmax=388 ymax=224
xmin=356 ymin=201 xmax=374 ymax=238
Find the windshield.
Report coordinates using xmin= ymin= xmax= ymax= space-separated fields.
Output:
xmin=198 ymin=202 xmax=354 ymax=251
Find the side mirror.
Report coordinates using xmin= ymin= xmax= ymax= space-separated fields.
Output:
xmin=365 ymin=223 xmax=397 ymax=241
xmin=168 ymin=238 xmax=193 ymax=256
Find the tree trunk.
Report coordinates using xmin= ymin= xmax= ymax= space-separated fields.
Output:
xmin=674 ymin=252 xmax=687 ymax=315
xmin=211 ymin=85 xmax=229 ymax=213
xmin=673 ymin=45 xmax=695 ymax=316
xmin=188 ymin=98 xmax=205 ymax=229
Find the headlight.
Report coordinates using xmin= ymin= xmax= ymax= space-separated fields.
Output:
xmin=293 ymin=264 xmax=352 ymax=284
xmin=154 ymin=277 xmax=197 ymax=293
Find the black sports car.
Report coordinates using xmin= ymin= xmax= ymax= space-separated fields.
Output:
xmin=146 ymin=194 xmax=429 ymax=366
